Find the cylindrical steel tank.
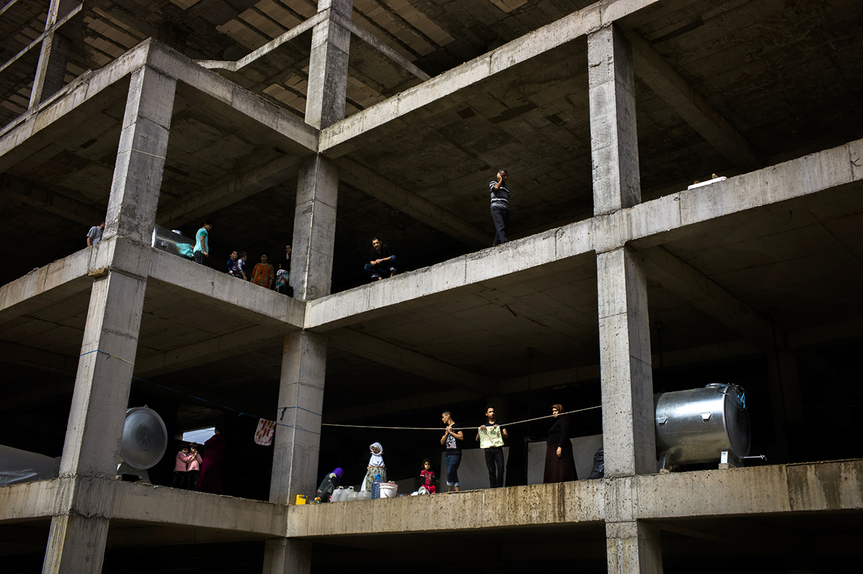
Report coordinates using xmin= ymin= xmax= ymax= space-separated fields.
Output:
xmin=654 ymin=384 xmax=749 ymax=465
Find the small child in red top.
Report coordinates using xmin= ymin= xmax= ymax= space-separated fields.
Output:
xmin=420 ymin=458 xmax=436 ymax=494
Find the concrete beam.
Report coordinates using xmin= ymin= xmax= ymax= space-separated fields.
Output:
xmin=305 ymin=230 xmax=595 ymax=330
xmin=328 ymin=328 xmax=497 ymax=394
xmin=336 ymin=157 xmax=487 ymax=247
xmin=0 ymin=478 xmax=60 ymax=521
xmin=642 ymin=246 xmax=776 ymax=349
xmin=29 ymin=0 xmax=80 ymax=110
xmin=134 ymin=326 xmax=288 ymax=378
xmin=157 ymin=155 xmax=301 ymax=229
xmin=0 ymin=41 xmax=147 ymax=171
xmin=280 ymin=460 xmax=863 ymax=539
xmin=619 ymin=139 xmax=863 ymax=251
xmin=145 ymin=42 xmax=319 ymax=155
xmin=148 ymin=249 xmax=305 ymax=328
xmin=0 ymin=250 xmax=92 ymax=327
xmin=0 ymin=1 xmax=81 ymax=92
xmin=111 ymin=481 xmax=286 ymax=536
xmin=331 ymin=11 xmax=430 ymax=82
xmin=287 ymin=479 xmax=604 ymax=537
xmin=307 ymin=139 xmax=863 ymax=331
xmin=197 ymin=11 xmax=327 ymax=72
xmin=625 ymin=29 xmax=761 ymax=170
xmin=319 ymin=0 xmax=663 ymax=156
xmin=633 ymin=459 xmax=863 ymax=519
xmin=1 ymin=173 xmax=104 ymax=225
xmin=0 ymin=340 xmax=78 ymax=375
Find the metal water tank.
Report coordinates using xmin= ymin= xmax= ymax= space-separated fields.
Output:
xmin=654 ymin=384 xmax=749 ymax=466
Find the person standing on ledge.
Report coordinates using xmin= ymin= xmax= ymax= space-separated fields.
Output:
xmin=364 ymin=236 xmax=397 ymax=280
xmin=476 ymin=405 xmax=508 ymax=488
xmin=489 ymin=169 xmax=510 ymax=246
xmin=193 ymin=220 xmax=212 ymax=265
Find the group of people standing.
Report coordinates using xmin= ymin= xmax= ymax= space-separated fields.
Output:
xmin=170 ymin=427 xmax=226 ymax=494
xmin=192 ymin=220 xmax=292 ymax=295
xmin=439 ymin=403 xmax=577 ymax=492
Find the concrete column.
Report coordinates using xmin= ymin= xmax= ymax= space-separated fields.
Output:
xmin=596 ymin=247 xmax=656 ymax=477
xmin=290 ymin=155 xmax=339 ymax=301
xmin=43 ymin=269 xmax=149 ymax=573
xmin=588 ymin=24 xmax=641 ymax=215
xmin=28 ymin=0 xmax=77 ymax=110
xmin=263 ymin=539 xmax=312 ymax=574
xmin=268 ymin=331 xmax=327 ymax=505
xmin=104 ymin=65 xmax=177 ymax=244
xmin=606 ymin=521 xmax=663 ymax=574
xmin=305 ymin=0 xmax=353 ymax=129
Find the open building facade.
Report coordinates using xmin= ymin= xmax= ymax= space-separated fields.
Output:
xmin=1 ymin=0 xmax=862 ymax=572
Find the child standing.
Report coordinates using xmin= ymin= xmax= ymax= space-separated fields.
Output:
xmin=237 ymin=251 xmax=249 ymax=280
xmin=171 ymin=445 xmax=192 ymax=488
xmin=361 ymin=442 xmax=386 ymax=492
xmin=275 ymin=262 xmax=291 ymax=296
xmin=227 ymin=250 xmax=241 ymax=277
xmin=420 ymin=458 xmax=436 ymax=493
xmin=186 ymin=444 xmax=202 ymax=490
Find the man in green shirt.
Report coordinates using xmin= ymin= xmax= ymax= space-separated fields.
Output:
xmin=193 ymin=220 xmax=213 ymax=265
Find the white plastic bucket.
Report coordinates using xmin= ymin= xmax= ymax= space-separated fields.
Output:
xmin=379 ymin=482 xmax=397 ymax=498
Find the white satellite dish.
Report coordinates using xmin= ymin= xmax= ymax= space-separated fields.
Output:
xmin=116 ymin=406 xmax=168 ymax=483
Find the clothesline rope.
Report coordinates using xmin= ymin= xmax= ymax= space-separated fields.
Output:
xmin=321 ymin=405 xmax=602 ymax=431
xmin=79 ymin=349 xmax=601 ymax=436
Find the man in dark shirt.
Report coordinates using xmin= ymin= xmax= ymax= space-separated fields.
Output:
xmin=489 ymin=169 xmax=510 ymax=246
xmin=363 ymin=237 xmax=397 ymax=280
xmin=476 ymin=406 xmax=508 ymax=488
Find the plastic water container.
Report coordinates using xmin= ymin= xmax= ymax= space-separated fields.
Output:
xmin=330 ymin=487 xmax=343 ymax=502
xmin=379 ymin=482 xmax=398 ymax=498
xmin=356 ymin=490 xmax=371 ymax=500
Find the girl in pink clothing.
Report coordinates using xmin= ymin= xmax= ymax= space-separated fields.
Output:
xmin=187 ymin=444 xmax=203 ymax=491
xmin=171 ymin=446 xmax=192 ymax=488
xmin=420 ymin=458 xmax=436 ymax=494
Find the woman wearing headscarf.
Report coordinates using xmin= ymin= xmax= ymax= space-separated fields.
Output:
xmin=361 ymin=442 xmax=386 ymax=492
xmin=543 ymin=404 xmax=578 ymax=483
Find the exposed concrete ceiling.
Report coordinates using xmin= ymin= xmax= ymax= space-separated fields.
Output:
xmin=2 ymin=0 xmax=863 ymax=425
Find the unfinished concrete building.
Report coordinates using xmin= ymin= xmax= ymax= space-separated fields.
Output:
xmin=1 ymin=0 xmax=862 ymax=572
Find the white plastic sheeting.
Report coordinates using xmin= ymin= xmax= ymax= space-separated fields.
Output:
xmin=0 ymin=445 xmax=60 ymax=486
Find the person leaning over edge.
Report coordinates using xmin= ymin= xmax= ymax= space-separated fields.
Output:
xmin=489 ymin=169 xmax=510 ymax=246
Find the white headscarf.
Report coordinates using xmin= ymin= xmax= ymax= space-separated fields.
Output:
xmin=368 ymin=442 xmax=385 ymax=467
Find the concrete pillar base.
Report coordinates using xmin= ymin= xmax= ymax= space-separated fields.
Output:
xmin=606 ymin=521 xmax=663 ymax=574
xmin=263 ymin=539 xmax=312 ymax=574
